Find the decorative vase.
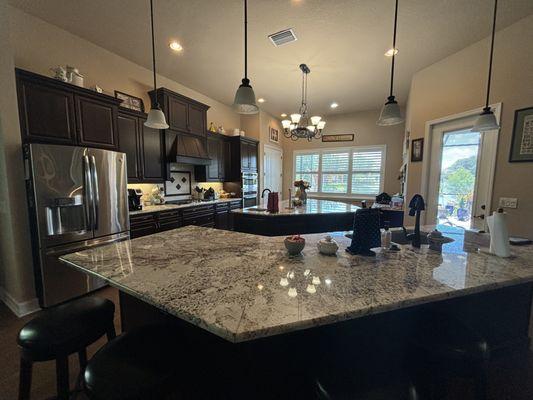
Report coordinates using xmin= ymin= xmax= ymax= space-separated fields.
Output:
xmin=284 ymin=236 xmax=306 ymax=256
xmin=299 ymin=186 xmax=307 ymax=204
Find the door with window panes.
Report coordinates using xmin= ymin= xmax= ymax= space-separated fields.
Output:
xmin=294 ymin=146 xmax=385 ymax=198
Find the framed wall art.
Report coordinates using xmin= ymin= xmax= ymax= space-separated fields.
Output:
xmin=509 ymin=107 xmax=533 ymax=162
xmin=411 ymin=138 xmax=424 ymax=162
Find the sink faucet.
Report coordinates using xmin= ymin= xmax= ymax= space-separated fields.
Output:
xmin=261 ymin=188 xmax=271 ymax=199
xmin=406 ymin=194 xmax=425 ymax=248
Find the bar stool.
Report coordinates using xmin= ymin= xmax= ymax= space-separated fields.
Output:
xmin=83 ymin=324 xmax=198 ymax=400
xmin=17 ymin=296 xmax=116 ymax=400
xmin=410 ymin=310 xmax=490 ymax=400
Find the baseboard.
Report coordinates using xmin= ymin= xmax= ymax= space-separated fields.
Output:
xmin=0 ymin=286 xmax=40 ymax=317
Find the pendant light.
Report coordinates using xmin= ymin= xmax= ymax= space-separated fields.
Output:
xmin=377 ymin=0 xmax=404 ymax=126
xmin=144 ymin=0 xmax=169 ymax=129
xmin=471 ymin=0 xmax=500 ymax=132
xmin=233 ymin=0 xmax=259 ymax=114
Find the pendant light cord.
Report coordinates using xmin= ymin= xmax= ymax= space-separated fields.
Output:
xmin=150 ymin=0 xmax=158 ymax=107
xmin=389 ymin=0 xmax=399 ymax=97
xmin=244 ymin=0 xmax=248 ymax=80
xmin=485 ymin=0 xmax=498 ymax=108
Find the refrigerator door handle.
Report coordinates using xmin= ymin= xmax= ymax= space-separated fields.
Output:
xmin=83 ymin=155 xmax=93 ymax=229
xmin=90 ymin=155 xmax=100 ymax=230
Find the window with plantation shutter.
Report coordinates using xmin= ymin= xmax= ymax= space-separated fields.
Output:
xmin=293 ymin=146 xmax=386 ymax=198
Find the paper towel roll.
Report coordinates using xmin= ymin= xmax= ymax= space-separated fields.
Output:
xmin=487 ymin=210 xmax=510 ymax=258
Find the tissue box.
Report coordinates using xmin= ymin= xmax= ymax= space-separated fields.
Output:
xmin=464 ymin=229 xmax=490 ymax=249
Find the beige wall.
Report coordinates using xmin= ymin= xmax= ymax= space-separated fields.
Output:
xmin=8 ymin=6 xmax=240 ymax=135
xmin=281 ymin=109 xmax=405 ymax=200
xmin=405 ymin=14 xmax=533 ymax=237
xmin=0 ymin=0 xmax=36 ymax=309
xmin=0 ymin=6 xmax=243 ymax=307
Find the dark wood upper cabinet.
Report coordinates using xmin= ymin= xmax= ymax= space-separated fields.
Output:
xmin=76 ymin=96 xmax=118 ymax=149
xmin=188 ymin=104 xmax=206 ymax=137
xmin=194 ymin=132 xmax=230 ymax=182
xmin=149 ymin=87 xmax=209 ymax=138
xmin=248 ymin=142 xmax=258 ymax=170
xmin=227 ymin=136 xmax=259 ymax=179
xmin=206 ymin=135 xmax=220 ymax=180
xmin=140 ymin=122 xmax=164 ymax=182
xmin=16 ymin=69 xmax=121 ymax=150
xmin=117 ymin=113 xmax=141 ymax=182
xmin=167 ymin=97 xmax=188 ymax=132
xmin=17 ymin=80 xmax=76 ymax=144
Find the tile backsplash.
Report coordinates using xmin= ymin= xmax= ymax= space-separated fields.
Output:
xmin=127 ymin=163 xmax=224 ymax=203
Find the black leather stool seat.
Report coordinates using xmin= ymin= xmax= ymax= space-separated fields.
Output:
xmin=18 ymin=296 xmax=116 ymax=361
xmin=84 ymin=325 xmax=189 ymax=400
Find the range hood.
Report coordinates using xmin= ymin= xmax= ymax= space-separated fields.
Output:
xmin=165 ymin=130 xmax=211 ymax=165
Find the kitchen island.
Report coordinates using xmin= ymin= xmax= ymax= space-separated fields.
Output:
xmin=232 ymin=198 xmax=359 ymax=235
xmin=60 ymin=226 xmax=533 ymax=398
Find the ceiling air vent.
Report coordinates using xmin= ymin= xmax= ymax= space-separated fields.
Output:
xmin=268 ymin=29 xmax=297 ymax=47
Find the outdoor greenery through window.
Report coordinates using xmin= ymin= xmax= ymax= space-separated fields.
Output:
xmin=294 ymin=146 xmax=386 ymax=198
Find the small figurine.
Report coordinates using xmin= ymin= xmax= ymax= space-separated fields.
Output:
xmin=317 ymin=235 xmax=339 ymax=255
xmin=208 ymin=122 xmax=217 ymax=132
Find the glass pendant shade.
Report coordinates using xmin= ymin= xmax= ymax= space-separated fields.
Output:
xmin=281 ymin=120 xmax=291 ymax=129
xmin=144 ymin=106 xmax=169 ymax=129
xmin=233 ymin=78 xmax=259 ymax=114
xmin=290 ymin=114 xmax=301 ymax=124
xmin=377 ymin=96 xmax=404 ymax=126
xmin=471 ymin=107 xmax=500 ymax=132
xmin=317 ymin=120 xmax=326 ymax=130
xmin=310 ymin=116 xmax=321 ymax=125
xmin=290 ymin=123 xmax=297 ymax=130
xmin=307 ymin=125 xmax=316 ymax=132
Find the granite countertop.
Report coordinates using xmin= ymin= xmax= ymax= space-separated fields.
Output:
xmin=232 ymin=198 xmax=359 ymax=216
xmin=60 ymin=226 xmax=533 ymax=343
xmin=130 ymin=198 xmax=242 ymax=215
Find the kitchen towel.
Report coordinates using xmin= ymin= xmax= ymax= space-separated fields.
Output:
xmin=486 ymin=210 xmax=511 ymax=258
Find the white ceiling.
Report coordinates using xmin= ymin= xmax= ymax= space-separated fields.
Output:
xmin=9 ymin=0 xmax=533 ymax=117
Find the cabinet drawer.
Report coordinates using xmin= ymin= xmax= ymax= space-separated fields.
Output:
xmin=130 ymin=222 xmax=157 ymax=239
xmin=158 ymin=219 xmax=182 ymax=232
xmin=229 ymin=200 xmax=243 ymax=209
xmin=215 ymin=202 xmax=229 ymax=211
xmin=130 ymin=213 xmax=156 ymax=224
xmin=182 ymin=205 xmax=215 ymax=217
xmin=158 ymin=210 xmax=181 ymax=220
xmin=183 ymin=214 xmax=214 ymax=227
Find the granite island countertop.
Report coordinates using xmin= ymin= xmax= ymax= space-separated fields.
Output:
xmin=60 ymin=226 xmax=533 ymax=343
xmin=232 ymin=198 xmax=359 ymax=216
xmin=130 ymin=198 xmax=242 ymax=215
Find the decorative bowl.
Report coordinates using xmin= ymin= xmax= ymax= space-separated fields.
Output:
xmin=317 ymin=235 xmax=339 ymax=255
xmin=284 ymin=236 xmax=306 ymax=256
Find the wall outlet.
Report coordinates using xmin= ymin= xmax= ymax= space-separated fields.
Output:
xmin=499 ymin=197 xmax=518 ymax=209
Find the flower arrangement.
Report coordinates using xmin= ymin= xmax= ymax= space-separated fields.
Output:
xmin=293 ymin=180 xmax=310 ymax=189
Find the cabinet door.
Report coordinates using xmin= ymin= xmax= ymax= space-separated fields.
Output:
xmin=140 ymin=123 xmax=164 ymax=182
xmin=167 ymin=97 xmax=188 ymax=132
xmin=76 ymin=96 xmax=118 ymax=149
xmin=248 ymin=142 xmax=258 ymax=171
xmin=219 ymin=140 xmax=229 ymax=180
xmin=206 ymin=136 xmax=220 ymax=180
xmin=241 ymin=142 xmax=250 ymax=170
xmin=18 ymin=80 xmax=76 ymax=144
xmin=117 ymin=114 xmax=141 ymax=182
xmin=188 ymin=104 xmax=206 ymax=137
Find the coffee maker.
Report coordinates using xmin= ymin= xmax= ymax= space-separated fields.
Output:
xmin=127 ymin=188 xmax=143 ymax=211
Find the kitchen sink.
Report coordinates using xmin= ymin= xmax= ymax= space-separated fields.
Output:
xmin=247 ymin=207 xmax=268 ymax=212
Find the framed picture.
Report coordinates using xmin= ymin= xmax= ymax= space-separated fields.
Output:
xmin=321 ymin=134 xmax=354 ymax=143
xmin=164 ymin=171 xmax=192 ymax=196
xmin=411 ymin=138 xmax=424 ymax=162
xmin=509 ymin=107 xmax=533 ymax=162
xmin=115 ymin=90 xmax=145 ymax=112
xmin=269 ymin=126 xmax=279 ymax=143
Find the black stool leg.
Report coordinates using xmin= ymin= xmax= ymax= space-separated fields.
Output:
xmin=56 ymin=356 xmax=70 ymax=400
xmin=106 ymin=322 xmax=116 ymax=340
xmin=18 ymin=356 xmax=32 ymax=400
xmin=474 ymin=359 xmax=489 ymax=400
xmin=78 ymin=349 xmax=88 ymax=370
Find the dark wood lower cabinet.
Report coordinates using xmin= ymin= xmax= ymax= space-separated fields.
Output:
xmin=129 ymin=201 xmax=242 ymax=238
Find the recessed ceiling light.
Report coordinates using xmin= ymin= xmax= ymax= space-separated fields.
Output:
xmin=257 ymin=98 xmax=265 ymax=103
xmin=384 ymin=48 xmax=398 ymax=57
xmin=169 ymin=41 xmax=183 ymax=52
xmin=281 ymin=113 xmax=287 ymax=117
xmin=330 ymin=102 xmax=339 ymax=109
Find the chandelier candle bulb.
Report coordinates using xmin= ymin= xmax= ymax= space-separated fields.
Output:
xmin=290 ymin=114 xmax=301 ymax=124
xmin=310 ymin=116 xmax=321 ymax=125
xmin=282 ymin=120 xmax=291 ymax=129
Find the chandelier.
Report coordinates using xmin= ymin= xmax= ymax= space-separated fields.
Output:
xmin=282 ymin=64 xmax=325 ymax=141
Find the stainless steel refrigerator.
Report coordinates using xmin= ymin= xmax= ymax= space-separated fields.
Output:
xmin=25 ymin=143 xmax=129 ymax=307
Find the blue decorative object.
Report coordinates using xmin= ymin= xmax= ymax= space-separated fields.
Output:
xmin=346 ymin=209 xmax=382 ymax=257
